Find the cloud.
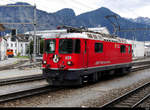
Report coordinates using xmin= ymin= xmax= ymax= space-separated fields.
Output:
xmin=0 ymin=0 xmax=150 ymax=18
xmin=97 ymin=0 xmax=150 ymax=18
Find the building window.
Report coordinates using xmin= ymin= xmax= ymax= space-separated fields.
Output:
xmin=95 ymin=43 xmax=103 ymax=53
xmin=15 ymin=43 xmax=17 ymax=47
xmin=120 ymin=45 xmax=126 ymax=53
xmin=11 ymin=43 xmax=13 ymax=47
xmin=21 ymin=44 xmax=23 ymax=47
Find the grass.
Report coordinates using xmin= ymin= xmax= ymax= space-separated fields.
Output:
xmin=15 ymin=56 xmax=29 ymax=58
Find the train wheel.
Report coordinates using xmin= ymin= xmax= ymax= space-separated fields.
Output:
xmin=127 ymin=67 xmax=131 ymax=73
xmin=98 ymin=72 xmax=102 ymax=80
xmin=121 ymin=68 xmax=129 ymax=75
xmin=79 ymin=76 xmax=83 ymax=85
xmin=109 ymin=70 xmax=115 ymax=76
xmin=46 ymin=78 xmax=53 ymax=85
xmin=93 ymin=72 xmax=98 ymax=83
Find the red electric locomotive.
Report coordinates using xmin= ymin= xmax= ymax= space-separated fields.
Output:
xmin=42 ymin=26 xmax=132 ymax=86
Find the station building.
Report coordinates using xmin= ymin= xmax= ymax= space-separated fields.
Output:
xmin=6 ymin=34 xmax=30 ymax=56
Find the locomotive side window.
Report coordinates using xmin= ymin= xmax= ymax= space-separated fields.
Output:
xmin=128 ymin=45 xmax=131 ymax=53
xmin=85 ymin=41 xmax=87 ymax=53
xmin=59 ymin=39 xmax=73 ymax=54
xmin=74 ymin=39 xmax=80 ymax=53
xmin=45 ymin=39 xmax=56 ymax=53
xmin=95 ymin=43 xmax=103 ymax=53
xmin=120 ymin=45 xmax=126 ymax=53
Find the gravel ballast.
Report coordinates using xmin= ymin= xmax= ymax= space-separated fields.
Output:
xmin=0 ymin=68 xmax=150 ymax=107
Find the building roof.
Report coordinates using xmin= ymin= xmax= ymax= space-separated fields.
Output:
xmin=16 ymin=34 xmax=30 ymax=42
xmin=44 ymin=32 xmax=128 ymax=44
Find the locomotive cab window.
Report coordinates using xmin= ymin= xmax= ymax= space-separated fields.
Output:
xmin=59 ymin=39 xmax=80 ymax=54
xmin=59 ymin=39 xmax=73 ymax=54
xmin=95 ymin=43 xmax=103 ymax=53
xmin=120 ymin=45 xmax=126 ymax=53
xmin=45 ymin=39 xmax=56 ymax=53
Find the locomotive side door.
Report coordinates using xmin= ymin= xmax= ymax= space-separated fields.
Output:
xmin=83 ymin=40 xmax=88 ymax=68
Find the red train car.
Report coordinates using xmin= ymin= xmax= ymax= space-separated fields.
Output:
xmin=6 ymin=49 xmax=14 ymax=58
xmin=42 ymin=26 xmax=132 ymax=86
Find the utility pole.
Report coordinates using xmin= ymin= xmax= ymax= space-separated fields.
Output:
xmin=33 ymin=5 xmax=37 ymax=62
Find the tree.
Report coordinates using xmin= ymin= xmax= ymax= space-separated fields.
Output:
xmin=26 ymin=40 xmax=33 ymax=55
xmin=26 ymin=39 xmax=44 ymax=55
xmin=40 ymin=39 xmax=44 ymax=54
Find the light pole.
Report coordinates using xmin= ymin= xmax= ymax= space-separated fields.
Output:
xmin=33 ymin=5 xmax=37 ymax=62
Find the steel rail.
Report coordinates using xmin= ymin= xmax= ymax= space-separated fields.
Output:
xmin=0 ymin=60 xmax=28 ymax=71
xmin=0 ymin=85 xmax=62 ymax=104
xmin=132 ymin=93 xmax=150 ymax=108
xmin=100 ymin=81 xmax=150 ymax=108
xmin=0 ymin=62 xmax=150 ymax=86
xmin=131 ymin=64 xmax=150 ymax=72
xmin=0 ymin=74 xmax=44 ymax=86
xmin=0 ymin=63 xmax=150 ymax=104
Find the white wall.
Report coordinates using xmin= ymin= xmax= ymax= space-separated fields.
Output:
xmin=127 ymin=40 xmax=145 ymax=58
xmin=18 ymin=42 xmax=29 ymax=56
xmin=7 ymin=36 xmax=29 ymax=56
xmin=0 ymin=38 xmax=7 ymax=60
xmin=144 ymin=41 xmax=150 ymax=56
xmin=7 ymin=37 xmax=18 ymax=56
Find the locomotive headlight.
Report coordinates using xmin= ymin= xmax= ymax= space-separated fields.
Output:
xmin=67 ymin=61 xmax=73 ymax=66
xmin=43 ymin=60 xmax=47 ymax=65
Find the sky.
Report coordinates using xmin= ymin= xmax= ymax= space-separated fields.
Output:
xmin=0 ymin=0 xmax=150 ymax=18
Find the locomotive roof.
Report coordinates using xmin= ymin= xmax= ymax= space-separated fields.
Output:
xmin=44 ymin=32 xmax=129 ymax=44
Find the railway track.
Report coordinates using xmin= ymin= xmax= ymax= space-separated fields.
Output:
xmin=0 ymin=63 xmax=149 ymax=86
xmin=0 ymin=74 xmax=44 ymax=86
xmin=100 ymin=81 xmax=150 ymax=108
xmin=0 ymin=59 xmax=149 ymax=86
xmin=0 ymin=60 xmax=28 ymax=71
xmin=0 ymin=85 xmax=62 ymax=104
xmin=0 ymin=62 xmax=150 ymax=104
xmin=131 ymin=64 xmax=150 ymax=72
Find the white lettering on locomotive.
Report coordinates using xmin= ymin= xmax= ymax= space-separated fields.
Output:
xmin=95 ymin=61 xmax=111 ymax=65
xmin=65 ymin=56 xmax=72 ymax=60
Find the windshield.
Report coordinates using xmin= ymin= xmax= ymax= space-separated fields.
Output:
xmin=45 ymin=39 xmax=56 ymax=53
xmin=59 ymin=39 xmax=73 ymax=54
xmin=59 ymin=39 xmax=80 ymax=54
xmin=7 ymin=50 xmax=13 ymax=52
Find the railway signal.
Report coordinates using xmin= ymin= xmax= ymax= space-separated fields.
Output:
xmin=11 ymin=29 xmax=17 ymax=41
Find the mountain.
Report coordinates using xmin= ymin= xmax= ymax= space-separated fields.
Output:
xmin=0 ymin=2 xmax=150 ymax=41
xmin=129 ymin=17 xmax=150 ymax=25
xmin=71 ymin=7 xmax=150 ymax=41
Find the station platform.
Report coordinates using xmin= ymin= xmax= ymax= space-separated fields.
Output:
xmin=0 ymin=58 xmax=41 ymax=80
xmin=0 ymin=67 xmax=42 ymax=80
xmin=0 ymin=57 xmax=150 ymax=81
xmin=0 ymin=58 xmax=29 ymax=67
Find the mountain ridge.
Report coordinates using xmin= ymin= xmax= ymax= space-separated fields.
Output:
xmin=0 ymin=2 xmax=150 ymax=41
